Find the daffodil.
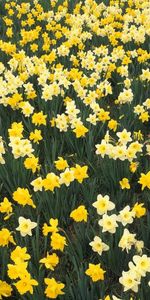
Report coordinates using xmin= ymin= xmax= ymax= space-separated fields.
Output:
xmin=16 ymin=217 xmax=37 ymax=237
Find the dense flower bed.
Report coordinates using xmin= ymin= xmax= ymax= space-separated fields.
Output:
xmin=0 ymin=0 xmax=150 ymax=299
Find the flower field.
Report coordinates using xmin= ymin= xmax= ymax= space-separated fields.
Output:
xmin=0 ymin=0 xmax=150 ymax=299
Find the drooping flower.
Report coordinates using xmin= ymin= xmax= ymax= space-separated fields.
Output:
xmin=13 ymin=188 xmax=36 ymax=208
